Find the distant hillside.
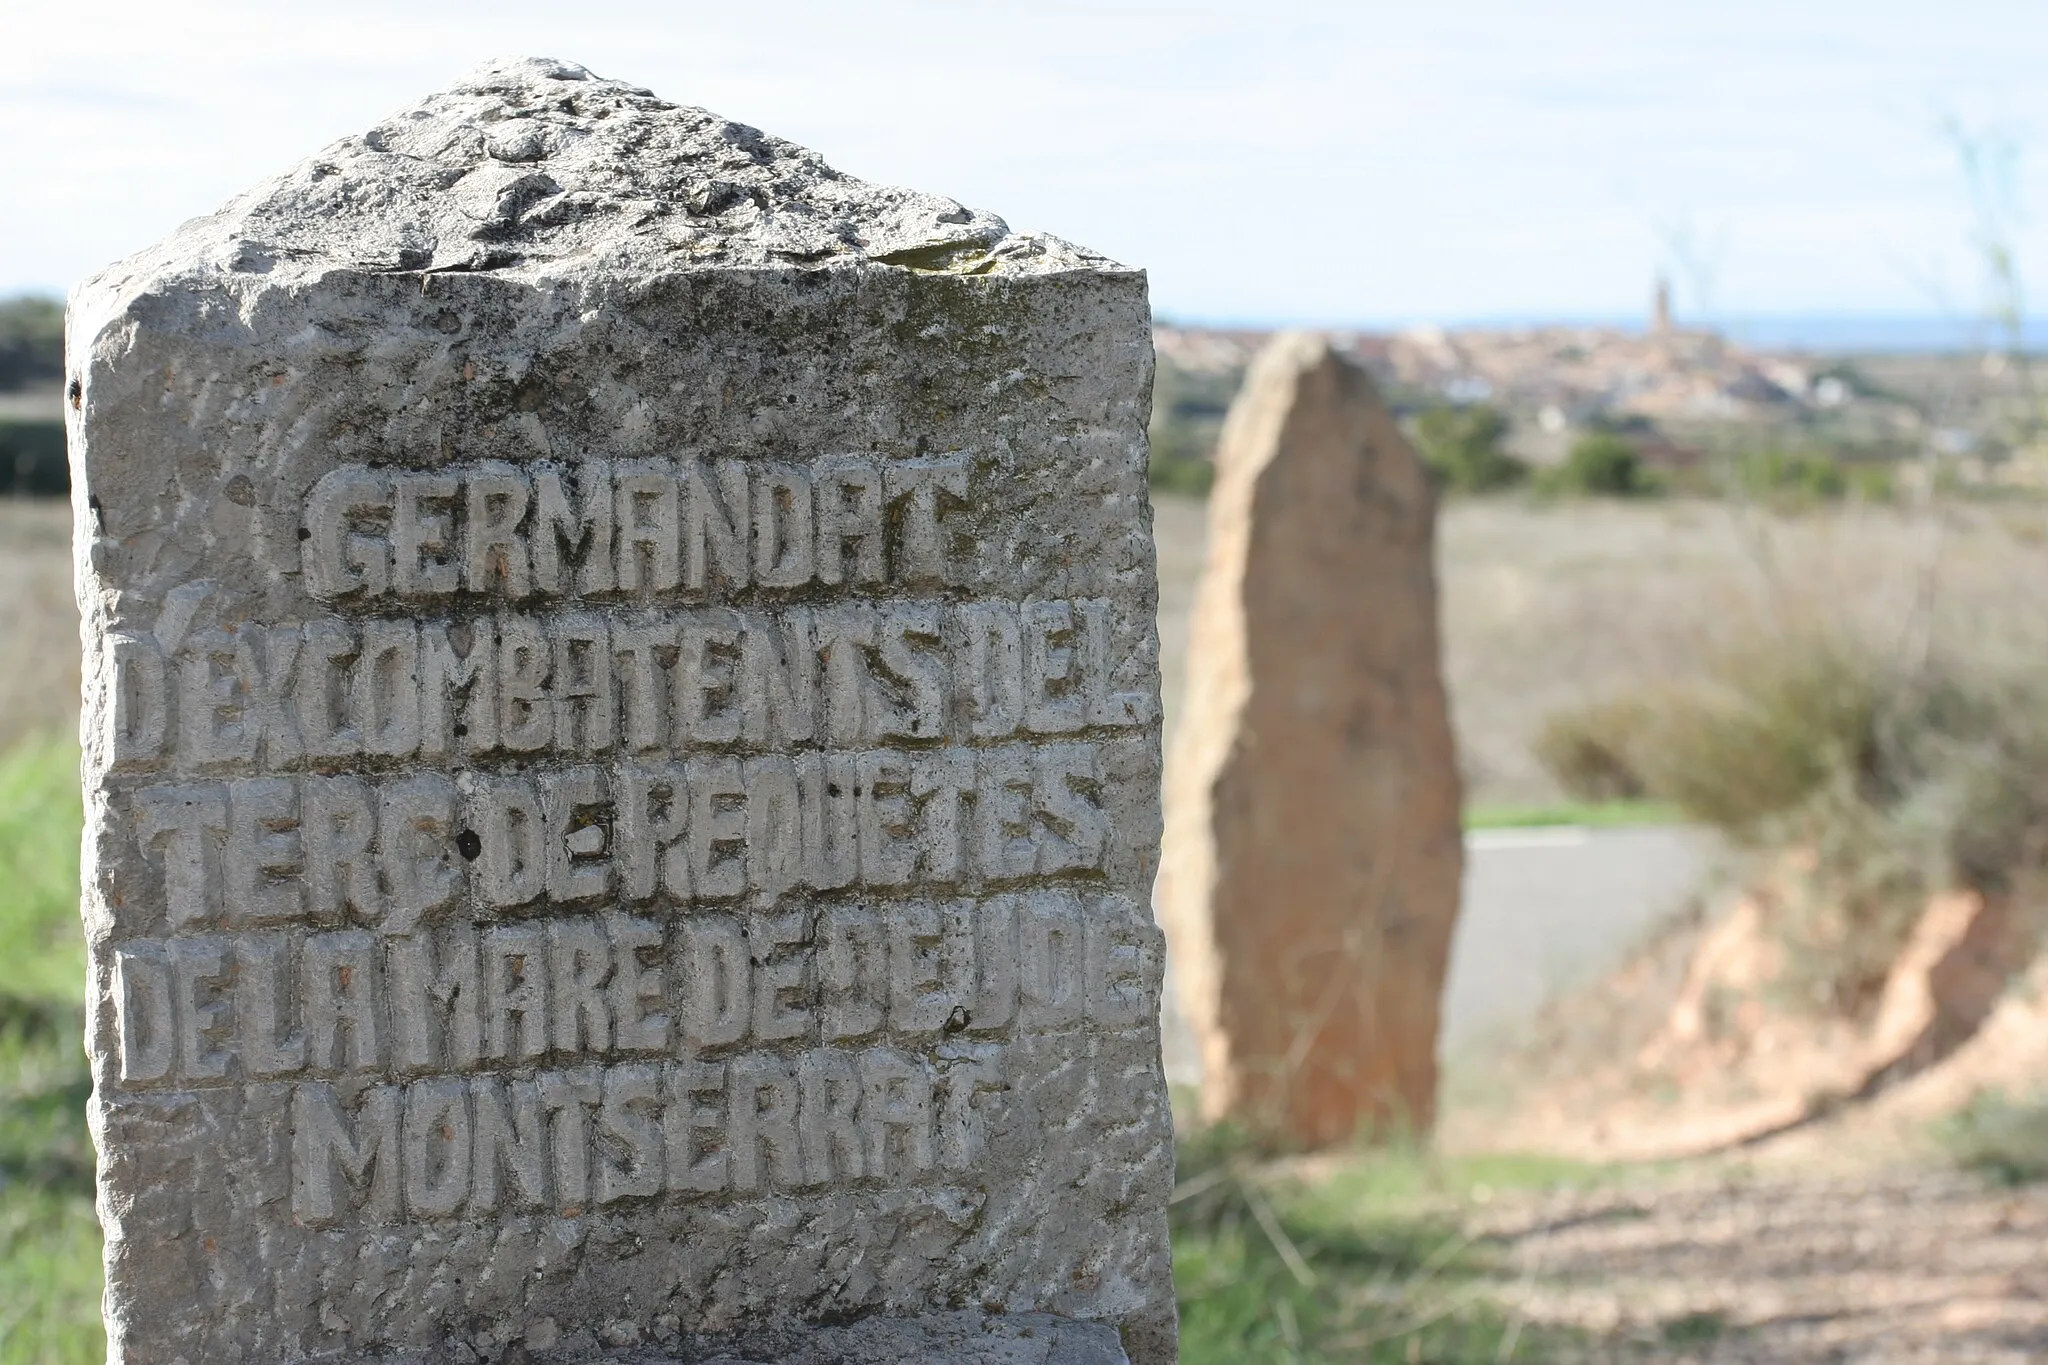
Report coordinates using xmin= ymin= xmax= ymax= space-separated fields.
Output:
xmin=1148 ymin=322 xmax=2047 ymax=495
xmin=0 ymin=297 xmax=61 ymax=391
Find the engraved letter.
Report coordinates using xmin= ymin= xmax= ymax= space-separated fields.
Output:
xmin=236 ymin=932 xmax=306 ymax=1076
xmin=465 ymin=462 xmax=532 ymax=596
xmin=379 ymin=773 xmax=459 ymax=934
xmin=532 ymin=461 xmax=616 ymax=595
xmin=743 ymin=755 xmax=803 ymax=900
xmin=615 ymin=459 xmax=681 ymax=593
xmin=472 ymin=1076 xmax=550 ymax=1213
xmin=739 ymin=607 xmax=817 ymax=747
xmin=549 ymin=917 xmax=614 ymax=1056
xmin=727 ymin=1054 xmax=801 ymax=1192
xmin=679 ymin=916 xmax=749 ymax=1048
xmin=664 ymin=1062 xmax=727 ymax=1193
xmin=541 ymin=766 xmax=611 ymax=904
xmin=687 ymin=757 xmax=746 ymax=901
xmin=292 ymin=1082 xmax=400 ymax=1224
xmin=959 ymin=602 xmax=1023 ymax=740
xmin=615 ymin=761 xmax=689 ymax=902
xmin=1022 ymin=598 xmax=1084 ymax=734
xmin=304 ymin=930 xmax=383 ymax=1071
xmin=816 ymin=456 xmax=885 ymax=586
xmin=302 ymin=466 xmax=392 ymax=598
xmin=388 ymin=928 xmax=482 ymax=1070
xmin=390 ymin=472 xmax=460 ymax=596
xmin=483 ymin=925 xmax=550 ymax=1062
xmin=113 ymin=945 xmax=175 ymax=1084
xmin=859 ymin=1049 xmax=934 ymax=1180
xmin=1018 ymin=892 xmax=1084 ymax=1028
xmin=607 ymin=914 xmax=670 ymax=1053
xmin=135 ymin=784 xmax=226 ymax=930
xmin=798 ymin=1049 xmax=864 ymax=1185
xmin=595 ymin=1064 xmax=664 ymax=1204
xmin=611 ymin=621 xmax=675 ymax=753
xmin=419 ymin=621 xmax=497 ymax=756
xmin=1035 ymin=742 xmax=1108 ymax=874
xmin=751 ymin=463 xmax=815 ymax=588
xmin=179 ymin=630 xmax=254 ymax=766
xmin=472 ymin=776 xmax=545 ymax=907
xmin=496 ymin=616 xmax=552 ymax=753
xmin=683 ymin=459 xmax=750 ymax=591
xmin=818 ymin=908 xmax=884 ymax=1041
xmin=302 ymin=775 xmax=380 ymax=925
xmin=749 ymin=912 xmax=810 ymax=1043
xmin=886 ymin=455 xmax=968 ymax=584
xmin=225 ymin=777 xmax=301 ymax=925
xmin=858 ymin=750 xmax=917 ymax=888
xmin=403 ymin=1078 xmax=472 ymax=1218
xmin=798 ymin=752 xmax=859 ymax=892
xmin=875 ymin=603 xmax=949 ymax=741
xmin=105 ymin=634 xmax=168 ymax=763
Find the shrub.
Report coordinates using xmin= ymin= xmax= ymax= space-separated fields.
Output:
xmin=1848 ymin=463 xmax=1896 ymax=503
xmin=1540 ymin=432 xmax=1653 ymax=496
xmin=1938 ymin=1089 xmax=2048 ymax=1185
xmin=1410 ymin=405 xmax=1526 ymax=494
xmin=1532 ymin=628 xmax=2048 ymax=1016
xmin=1635 ymin=633 xmax=1885 ymax=838
xmin=1149 ymin=454 xmax=1215 ymax=496
xmin=1734 ymin=449 xmax=1848 ymax=502
xmin=1531 ymin=697 xmax=1654 ymax=801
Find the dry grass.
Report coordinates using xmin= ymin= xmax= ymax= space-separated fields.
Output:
xmin=0 ymin=499 xmax=76 ymax=753
xmin=1158 ymin=493 xmax=2048 ymax=803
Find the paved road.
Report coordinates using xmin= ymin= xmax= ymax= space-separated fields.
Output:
xmin=1157 ymin=825 xmax=1717 ymax=1085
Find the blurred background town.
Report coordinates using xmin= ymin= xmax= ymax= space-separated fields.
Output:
xmin=13 ymin=3 xmax=2048 ymax=1362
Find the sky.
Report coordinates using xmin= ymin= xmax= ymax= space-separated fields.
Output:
xmin=8 ymin=0 xmax=2048 ymax=328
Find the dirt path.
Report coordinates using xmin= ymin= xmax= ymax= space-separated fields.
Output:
xmin=1470 ymin=1165 xmax=2048 ymax=1363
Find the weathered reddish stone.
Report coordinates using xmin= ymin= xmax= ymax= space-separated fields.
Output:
xmin=1158 ymin=332 xmax=1463 ymax=1147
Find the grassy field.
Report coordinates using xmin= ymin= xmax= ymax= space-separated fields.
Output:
xmin=0 ymin=735 xmax=100 ymax=1365
xmin=1170 ymin=1138 xmax=1610 ymax=1362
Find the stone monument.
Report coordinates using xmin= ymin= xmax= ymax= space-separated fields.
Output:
xmin=68 ymin=58 xmax=1173 ymax=1364
xmin=1157 ymin=333 xmax=1462 ymax=1149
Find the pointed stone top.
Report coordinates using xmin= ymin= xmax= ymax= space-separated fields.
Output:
xmin=84 ymin=57 xmax=1115 ymax=299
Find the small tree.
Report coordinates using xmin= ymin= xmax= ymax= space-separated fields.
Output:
xmin=1543 ymin=431 xmax=1653 ymax=496
xmin=1410 ymin=404 xmax=1526 ymax=493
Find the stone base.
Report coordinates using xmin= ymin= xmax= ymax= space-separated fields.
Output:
xmin=600 ymin=1312 xmax=1129 ymax=1364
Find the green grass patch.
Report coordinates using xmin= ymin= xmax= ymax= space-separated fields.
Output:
xmin=0 ymin=734 xmax=85 ymax=1010
xmin=1463 ymin=799 xmax=1681 ymax=830
xmin=0 ymin=1186 xmax=104 ymax=1365
xmin=1937 ymin=1089 xmax=2048 ymax=1187
xmin=0 ymin=733 xmax=102 ymax=1365
xmin=1171 ymin=1129 xmax=1606 ymax=1362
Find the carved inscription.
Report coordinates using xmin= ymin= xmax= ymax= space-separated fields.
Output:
xmin=300 ymin=455 xmax=967 ymax=600
xmin=105 ymin=600 xmax=1150 ymax=768
xmin=100 ymin=450 xmax=1162 ymax=1230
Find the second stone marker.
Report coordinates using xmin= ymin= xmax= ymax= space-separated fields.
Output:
xmin=1158 ymin=333 xmax=1463 ymax=1150
xmin=69 ymin=58 xmax=1173 ymax=1365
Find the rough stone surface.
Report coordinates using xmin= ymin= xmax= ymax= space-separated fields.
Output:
xmin=67 ymin=58 xmax=1171 ymax=1365
xmin=1156 ymin=332 xmax=1462 ymax=1147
